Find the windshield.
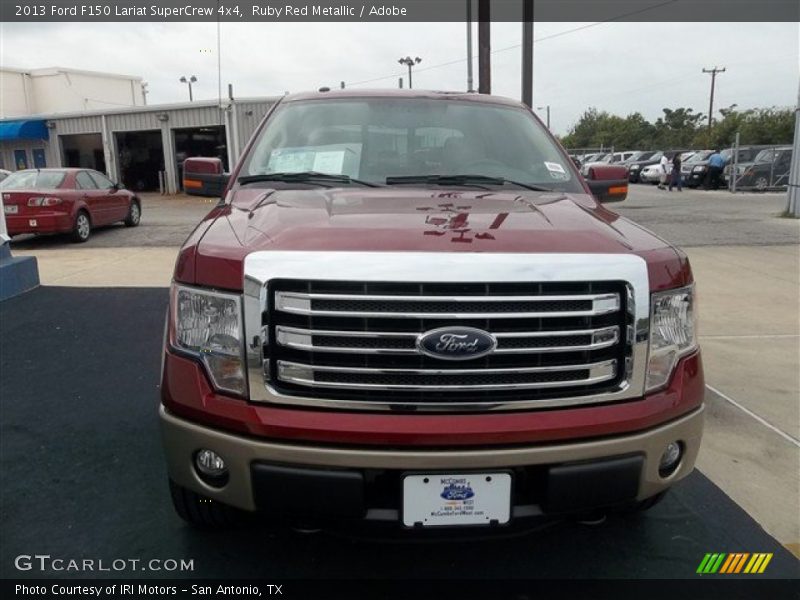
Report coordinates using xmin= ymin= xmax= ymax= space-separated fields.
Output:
xmin=241 ymin=98 xmax=583 ymax=192
xmin=754 ymin=149 xmax=776 ymax=163
xmin=686 ymin=151 xmax=713 ymax=163
xmin=0 ymin=170 xmax=66 ymax=190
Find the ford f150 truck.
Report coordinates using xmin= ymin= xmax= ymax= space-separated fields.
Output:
xmin=160 ymin=89 xmax=702 ymax=530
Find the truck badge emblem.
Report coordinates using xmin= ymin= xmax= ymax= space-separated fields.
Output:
xmin=416 ymin=327 xmax=497 ymax=361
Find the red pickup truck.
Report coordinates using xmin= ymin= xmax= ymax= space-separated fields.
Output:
xmin=160 ymin=89 xmax=702 ymax=530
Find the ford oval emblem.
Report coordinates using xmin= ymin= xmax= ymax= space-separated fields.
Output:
xmin=416 ymin=327 xmax=497 ymax=361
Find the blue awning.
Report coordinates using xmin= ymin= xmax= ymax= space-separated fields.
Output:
xmin=0 ymin=119 xmax=49 ymax=142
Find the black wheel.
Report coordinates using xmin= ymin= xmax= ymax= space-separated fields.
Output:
xmin=617 ymin=490 xmax=668 ymax=516
xmin=754 ymin=176 xmax=769 ymax=191
xmin=168 ymin=479 xmax=241 ymax=528
xmin=71 ymin=211 xmax=91 ymax=243
xmin=124 ymin=200 xmax=141 ymax=227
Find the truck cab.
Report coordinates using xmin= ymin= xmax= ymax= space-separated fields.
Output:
xmin=160 ymin=89 xmax=702 ymax=530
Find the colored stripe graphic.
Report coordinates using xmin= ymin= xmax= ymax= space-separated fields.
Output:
xmin=698 ymin=552 xmax=773 ymax=574
xmin=719 ymin=554 xmax=735 ymax=573
xmin=697 ymin=553 xmax=727 ymax=574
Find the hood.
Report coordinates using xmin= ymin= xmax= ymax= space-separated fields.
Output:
xmin=183 ymin=187 xmax=686 ymax=291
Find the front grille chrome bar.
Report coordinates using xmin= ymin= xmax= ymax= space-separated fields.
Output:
xmin=243 ymin=251 xmax=651 ymax=412
xmin=275 ymin=325 xmax=620 ymax=355
xmin=274 ymin=291 xmax=620 ymax=319
xmin=277 ymin=359 xmax=617 ymax=391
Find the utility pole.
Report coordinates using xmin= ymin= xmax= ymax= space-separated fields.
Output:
xmin=702 ymin=66 xmax=726 ymax=133
xmin=466 ymin=0 xmax=474 ymax=92
xmin=477 ymin=0 xmax=490 ymax=94
xmin=521 ymin=0 xmax=533 ymax=107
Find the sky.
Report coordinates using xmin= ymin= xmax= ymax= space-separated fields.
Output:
xmin=1 ymin=21 xmax=798 ymax=134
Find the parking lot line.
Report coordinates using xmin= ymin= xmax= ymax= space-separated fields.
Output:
xmin=706 ymin=383 xmax=800 ymax=447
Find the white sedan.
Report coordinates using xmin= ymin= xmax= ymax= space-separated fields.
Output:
xmin=640 ymin=152 xmax=696 ymax=184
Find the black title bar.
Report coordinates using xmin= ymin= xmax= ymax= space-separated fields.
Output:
xmin=1 ymin=0 xmax=799 ymax=22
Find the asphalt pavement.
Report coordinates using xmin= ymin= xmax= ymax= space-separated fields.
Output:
xmin=1 ymin=286 xmax=798 ymax=580
xmin=2 ymin=186 xmax=799 ymax=582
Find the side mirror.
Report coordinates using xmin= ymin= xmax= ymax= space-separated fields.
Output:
xmin=110 ymin=182 xmax=121 ymax=192
xmin=183 ymin=157 xmax=229 ymax=197
xmin=583 ymin=164 xmax=629 ymax=203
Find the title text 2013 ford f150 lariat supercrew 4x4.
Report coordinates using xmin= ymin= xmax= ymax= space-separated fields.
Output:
xmin=160 ymin=89 xmax=702 ymax=530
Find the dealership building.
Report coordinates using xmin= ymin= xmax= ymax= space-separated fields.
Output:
xmin=0 ymin=66 xmax=277 ymax=194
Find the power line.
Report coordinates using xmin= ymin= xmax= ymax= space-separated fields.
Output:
xmin=347 ymin=0 xmax=679 ymax=88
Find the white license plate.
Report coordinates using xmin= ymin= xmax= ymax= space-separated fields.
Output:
xmin=29 ymin=219 xmax=37 ymax=227
xmin=402 ymin=472 xmax=511 ymax=527
xmin=4 ymin=205 xmax=17 ymax=214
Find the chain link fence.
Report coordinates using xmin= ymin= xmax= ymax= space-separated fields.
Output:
xmin=726 ymin=143 xmax=793 ymax=192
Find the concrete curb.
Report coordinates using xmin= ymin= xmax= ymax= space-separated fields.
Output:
xmin=0 ymin=243 xmax=40 ymax=301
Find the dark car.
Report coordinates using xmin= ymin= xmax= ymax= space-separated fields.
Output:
xmin=627 ymin=151 xmax=666 ymax=182
xmin=736 ymin=147 xmax=793 ymax=190
xmin=623 ymin=150 xmax=656 ymax=166
xmin=680 ymin=150 xmax=715 ymax=187
xmin=1 ymin=168 xmax=141 ymax=243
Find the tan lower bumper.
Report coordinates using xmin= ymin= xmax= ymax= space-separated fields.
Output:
xmin=160 ymin=405 xmax=704 ymax=512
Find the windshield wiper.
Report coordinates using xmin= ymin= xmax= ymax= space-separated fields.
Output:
xmin=238 ymin=171 xmax=381 ymax=188
xmin=385 ymin=174 xmax=553 ymax=192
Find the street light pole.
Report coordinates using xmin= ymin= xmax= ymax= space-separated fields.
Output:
xmin=398 ymin=56 xmax=421 ymax=89
xmin=179 ymin=75 xmax=197 ymax=102
xmin=537 ymin=105 xmax=550 ymax=129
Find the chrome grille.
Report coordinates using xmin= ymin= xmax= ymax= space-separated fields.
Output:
xmin=266 ymin=280 xmax=630 ymax=404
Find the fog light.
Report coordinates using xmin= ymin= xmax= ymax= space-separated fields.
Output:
xmin=659 ymin=442 xmax=683 ymax=477
xmin=194 ymin=449 xmax=229 ymax=486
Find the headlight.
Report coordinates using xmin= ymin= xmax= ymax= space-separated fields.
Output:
xmin=171 ymin=284 xmax=246 ymax=396
xmin=630 ymin=164 xmax=640 ymax=170
xmin=692 ymin=166 xmax=706 ymax=172
xmin=646 ymin=285 xmax=697 ymax=391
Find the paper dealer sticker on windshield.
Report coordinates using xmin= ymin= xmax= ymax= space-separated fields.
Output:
xmin=544 ymin=161 xmax=568 ymax=180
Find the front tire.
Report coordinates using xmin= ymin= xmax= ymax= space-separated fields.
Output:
xmin=71 ymin=211 xmax=91 ymax=243
xmin=124 ymin=200 xmax=141 ymax=227
xmin=168 ymin=479 xmax=241 ymax=528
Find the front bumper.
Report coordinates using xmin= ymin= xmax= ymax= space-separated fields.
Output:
xmin=160 ymin=404 xmax=704 ymax=520
xmin=685 ymin=171 xmax=706 ymax=186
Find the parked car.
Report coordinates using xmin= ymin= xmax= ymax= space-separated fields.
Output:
xmin=639 ymin=151 xmax=694 ymax=184
xmin=1 ymin=168 xmax=141 ymax=243
xmin=628 ymin=151 xmax=666 ymax=183
xmin=736 ymin=146 xmax=793 ymax=190
xmin=623 ymin=151 xmax=656 ymax=166
xmin=722 ymin=146 xmax=769 ymax=184
xmin=680 ymin=150 xmax=715 ymax=187
xmin=576 ymin=152 xmax=605 ymax=167
xmin=161 ymin=89 xmax=702 ymax=531
xmin=639 ymin=163 xmax=664 ymax=184
xmin=580 ymin=151 xmax=637 ymax=177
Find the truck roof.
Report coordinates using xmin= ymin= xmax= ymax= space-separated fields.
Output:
xmin=282 ymin=88 xmax=526 ymax=108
